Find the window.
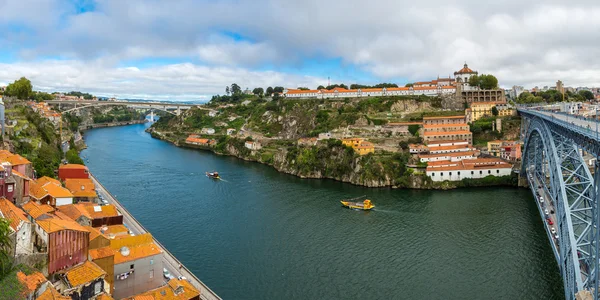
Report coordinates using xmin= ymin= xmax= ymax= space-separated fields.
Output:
xmin=480 ymin=171 xmax=482 ymax=175
xmin=488 ymin=170 xmax=491 ymax=174
xmin=130 ymin=264 xmax=134 ymax=270
xmin=149 ymin=269 xmax=154 ymax=279
xmin=449 ymin=172 xmax=452 ymax=175
xmin=94 ymin=282 xmax=101 ymax=295
xmin=458 ymin=172 xmax=460 ymax=175
xmin=150 ymin=259 xmax=154 ymax=265
xmin=7 ymin=185 xmax=13 ymax=193
xmin=497 ymin=170 xmax=500 ymax=174
xmin=471 ymin=171 xmax=474 ymax=175
xmin=441 ymin=172 xmax=444 ymax=176
xmin=432 ymin=173 xmax=435 ymax=177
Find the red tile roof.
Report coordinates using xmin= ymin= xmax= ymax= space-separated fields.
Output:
xmin=36 ymin=215 xmax=89 ymax=233
xmin=0 ymin=198 xmax=30 ymax=231
xmin=64 ymin=178 xmax=97 ymax=198
xmin=59 ymin=164 xmax=88 ymax=170
xmin=89 ymin=246 xmax=116 ymax=260
xmin=22 ymin=201 xmax=55 ymax=219
xmin=17 ymin=271 xmax=47 ymax=293
xmin=62 ymin=261 xmax=106 ymax=288
xmin=423 ymin=115 xmax=465 ymax=120
xmin=423 ymin=130 xmax=472 ymax=136
xmin=455 ymin=63 xmax=476 ymax=74
xmin=419 ymin=151 xmax=478 ymax=159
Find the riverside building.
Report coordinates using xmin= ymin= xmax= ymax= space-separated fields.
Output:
xmin=422 ymin=116 xmax=473 ymax=145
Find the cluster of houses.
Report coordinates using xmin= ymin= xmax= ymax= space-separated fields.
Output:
xmin=0 ymin=151 xmax=201 ymax=300
xmin=486 ymin=140 xmax=522 ymax=161
xmin=27 ymin=102 xmax=62 ymax=126
xmin=406 ymin=115 xmax=517 ymax=182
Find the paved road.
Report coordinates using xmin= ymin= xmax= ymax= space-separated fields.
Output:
xmin=523 ymin=108 xmax=600 ymax=135
xmin=90 ymin=174 xmax=221 ymax=300
xmin=529 ymin=171 xmax=559 ymax=251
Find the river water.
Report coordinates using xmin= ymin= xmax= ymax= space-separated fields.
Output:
xmin=81 ymin=123 xmax=564 ymax=300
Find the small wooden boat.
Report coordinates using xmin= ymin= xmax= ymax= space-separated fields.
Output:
xmin=341 ymin=196 xmax=374 ymax=210
xmin=206 ymin=171 xmax=220 ymax=179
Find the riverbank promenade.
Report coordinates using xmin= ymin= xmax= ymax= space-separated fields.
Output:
xmin=90 ymin=174 xmax=221 ymax=300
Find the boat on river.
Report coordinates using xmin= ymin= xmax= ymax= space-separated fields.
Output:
xmin=341 ymin=196 xmax=374 ymax=210
xmin=206 ymin=171 xmax=220 ymax=179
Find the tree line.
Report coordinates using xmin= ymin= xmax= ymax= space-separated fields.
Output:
xmin=516 ymin=89 xmax=595 ymax=104
xmin=1 ymin=77 xmax=96 ymax=101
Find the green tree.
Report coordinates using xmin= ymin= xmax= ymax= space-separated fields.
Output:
xmin=479 ymin=74 xmax=498 ymax=89
xmin=408 ymin=124 xmax=420 ymax=136
xmin=230 ymin=83 xmax=241 ymax=95
xmin=273 ymin=86 xmax=284 ymax=93
xmin=491 ymin=106 xmax=499 ymax=116
xmin=297 ymin=87 xmax=309 ymax=90
xmin=579 ymin=90 xmax=594 ymax=100
xmin=0 ymin=218 xmax=13 ymax=279
xmin=266 ymin=87 xmax=274 ymax=96
xmin=225 ymin=86 xmax=230 ymax=95
xmin=405 ymin=83 xmax=414 ymax=87
xmin=252 ymin=87 xmax=264 ymax=96
xmin=4 ymin=77 xmax=33 ymax=100
xmin=66 ymin=148 xmax=84 ymax=165
xmin=468 ymin=74 xmax=498 ymax=90
xmin=317 ymin=85 xmax=325 ymax=90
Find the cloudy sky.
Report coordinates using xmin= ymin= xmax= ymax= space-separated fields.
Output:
xmin=1 ymin=0 xmax=599 ymax=101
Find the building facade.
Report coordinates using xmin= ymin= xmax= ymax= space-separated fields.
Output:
xmin=110 ymin=233 xmax=164 ymax=299
xmin=426 ymin=158 xmax=513 ymax=182
xmin=32 ymin=216 xmax=90 ymax=275
xmin=58 ymin=164 xmax=90 ymax=181
xmin=0 ymin=198 xmax=33 ymax=256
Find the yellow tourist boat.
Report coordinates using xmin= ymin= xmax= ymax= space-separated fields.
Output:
xmin=341 ymin=196 xmax=374 ymax=210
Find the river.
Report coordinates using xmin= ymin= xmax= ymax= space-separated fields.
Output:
xmin=80 ymin=123 xmax=564 ymax=300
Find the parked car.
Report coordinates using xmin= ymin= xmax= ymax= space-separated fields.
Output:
xmin=547 ymin=219 xmax=554 ymax=225
xmin=551 ymin=227 xmax=556 ymax=234
xmin=178 ymin=275 xmax=187 ymax=281
xmin=554 ymin=234 xmax=559 ymax=240
xmin=539 ymin=197 xmax=544 ymax=204
xmin=163 ymin=268 xmax=174 ymax=280
xmin=545 ymin=208 xmax=549 ymax=215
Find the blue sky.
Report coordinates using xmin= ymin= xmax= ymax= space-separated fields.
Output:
xmin=1 ymin=0 xmax=599 ymax=101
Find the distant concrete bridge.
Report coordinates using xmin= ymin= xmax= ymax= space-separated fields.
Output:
xmin=519 ymin=105 xmax=600 ymax=300
xmin=46 ymin=100 xmax=200 ymax=116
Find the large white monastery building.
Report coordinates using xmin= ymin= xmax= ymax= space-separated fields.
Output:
xmin=283 ymin=63 xmax=480 ymax=99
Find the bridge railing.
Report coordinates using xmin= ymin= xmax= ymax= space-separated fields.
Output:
xmin=519 ymin=107 xmax=600 ymax=140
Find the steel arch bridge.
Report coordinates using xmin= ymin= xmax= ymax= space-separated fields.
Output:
xmin=519 ymin=107 xmax=600 ymax=300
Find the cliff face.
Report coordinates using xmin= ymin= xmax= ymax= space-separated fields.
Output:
xmin=147 ymin=126 xmax=433 ymax=188
xmin=147 ymin=95 xmax=517 ymax=189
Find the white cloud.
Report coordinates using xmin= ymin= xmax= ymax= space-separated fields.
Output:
xmin=0 ymin=60 xmax=326 ymax=101
xmin=2 ymin=0 xmax=600 ymax=97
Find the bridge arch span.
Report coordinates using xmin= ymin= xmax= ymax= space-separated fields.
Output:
xmin=521 ymin=115 xmax=599 ymax=300
xmin=60 ymin=102 xmax=177 ymax=115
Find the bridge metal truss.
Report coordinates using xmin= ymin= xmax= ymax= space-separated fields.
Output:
xmin=521 ymin=110 xmax=600 ymax=300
